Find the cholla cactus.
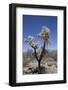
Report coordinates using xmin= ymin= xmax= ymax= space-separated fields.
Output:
xmin=38 ymin=26 xmax=50 ymax=40
xmin=31 ymin=42 xmax=39 ymax=49
xmin=25 ymin=26 xmax=50 ymax=74
xmin=25 ymin=36 xmax=34 ymax=44
xmin=25 ymin=36 xmax=39 ymax=49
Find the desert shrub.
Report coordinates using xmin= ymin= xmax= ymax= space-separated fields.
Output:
xmin=48 ymin=50 xmax=57 ymax=60
xmin=23 ymin=50 xmax=34 ymax=66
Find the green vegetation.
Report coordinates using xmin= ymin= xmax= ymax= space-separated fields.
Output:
xmin=23 ymin=49 xmax=57 ymax=67
xmin=48 ymin=50 xmax=57 ymax=60
xmin=23 ymin=50 xmax=34 ymax=67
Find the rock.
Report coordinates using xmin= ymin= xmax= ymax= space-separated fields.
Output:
xmin=23 ymin=57 xmax=57 ymax=74
xmin=23 ymin=65 xmax=46 ymax=74
xmin=45 ymin=63 xmax=57 ymax=73
xmin=23 ymin=67 xmax=32 ymax=74
xmin=41 ymin=57 xmax=57 ymax=73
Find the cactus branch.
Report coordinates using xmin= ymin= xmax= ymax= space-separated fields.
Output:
xmin=34 ymin=48 xmax=39 ymax=61
xmin=39 ymin=41 xmax=46 ymax=61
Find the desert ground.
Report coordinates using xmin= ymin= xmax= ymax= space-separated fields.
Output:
xmin=23 ymin=50 xmax=57 ymax=74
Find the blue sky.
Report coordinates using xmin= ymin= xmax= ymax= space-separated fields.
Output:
xmin=23 ymin=15 xmax=57 ymax=52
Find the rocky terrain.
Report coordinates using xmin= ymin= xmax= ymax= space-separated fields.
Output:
xmin=23 ymin=57 xmax=57 ymax=74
